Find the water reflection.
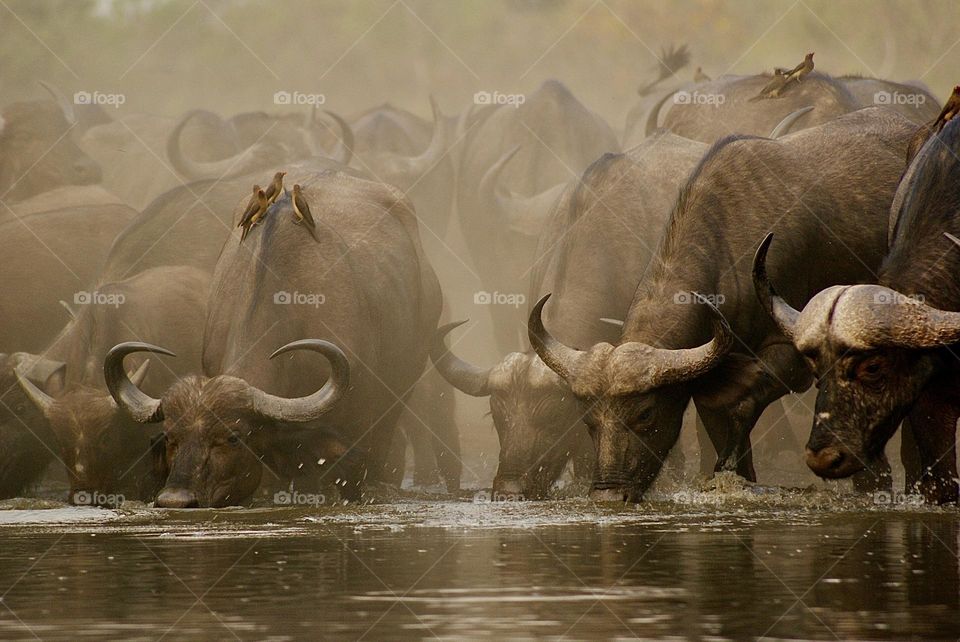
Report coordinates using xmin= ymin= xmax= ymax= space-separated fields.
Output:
xmin=0 ymin=501 xmax=957 ymax=639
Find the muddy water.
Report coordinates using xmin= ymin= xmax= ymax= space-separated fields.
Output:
xmin=0 ymin=486 xmax=958 ymax=640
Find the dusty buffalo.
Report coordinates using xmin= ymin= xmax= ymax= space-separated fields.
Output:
xmin=433 ymin=132 xmax=706 ymax=498
xmin=12 ymin=266 xmax=209 ymax=504
xmin=754 ymin=116 xmax=960 ymax=504
xmin=644 ymin=72 xmax=931 ymax=144
xmin=0 ymin=99 xmax=101 ymax=202
xmin=457 ymin=79 xmax=619 ymax=352
xmin=0 ymin=203 xmax=136 ymax=353
xmin=529 ymin=108 xmax=916 ymax=501
xmin=166 ymin=109 xmax=352 ymax=184
xmin=108 ymin=173 xmax=442 ymax=507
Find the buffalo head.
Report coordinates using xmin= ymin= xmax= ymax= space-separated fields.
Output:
xmin=16 ymin=359 xmax=156 ymax=505
xmin=528 ymin=294 xmax=733 ymax=502
xmin=0 ymin=99 xmax=101 ymax=201
xmin=431 ymin=321 xmax=584 ymax=499
xmin=754 ymin=233 xmax=960 ymax=484
xmin=105 ymin=339 xmax=349 ymax=508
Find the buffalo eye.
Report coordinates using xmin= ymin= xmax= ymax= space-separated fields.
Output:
xmin=227 ymin=432 xmax=241 ymax=446
xmin=855 ymin=356 xmax=885 ymax=384
xmin=633 ymin=405 xmax=655 ymax=426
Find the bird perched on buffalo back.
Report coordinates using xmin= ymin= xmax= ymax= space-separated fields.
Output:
xmin=238 ymin=184 xmax=261 ymax=228
xmin=264 ymin=171 xmax=286 ymax=206
xmin=934 ymin=85 xmax=960 ymax=132
xmin=693 ymin=66 xmax=711 ymax=83
xmin=750 ymin=69 xmax=789 ymax=101
xmin=239 ymin=188 xmax=268 ymax=243
xmin=784 ymin=52 xmax=814 ymax=85
xmin=292 ymin=184 xmax=319 ymax=242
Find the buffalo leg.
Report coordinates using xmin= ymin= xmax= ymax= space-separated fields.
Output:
xmin=905 ymin=386 xmax=959 ymax=504
xmin=695 ymin=404 xmax=757 ymax=482
xmin=899 ymin=417 xmax=922 ymax=492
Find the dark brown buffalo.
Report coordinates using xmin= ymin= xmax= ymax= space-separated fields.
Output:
xmin=754 ymin=116 xmax=960 ymax=504
xmin=0 ymin=99 xmax=101 ymax=202
xmin=13 ymin=266 xmax=209 ymax=504
xmin=529 ymin=108 xmax=916 ymax=502
xmin=433 ymin=132 xmax=706 ymax=498
xmin=457 ymin=79 xmax=620 ymax=353
xmin=108 ymin=173 xmax=442 ymax=507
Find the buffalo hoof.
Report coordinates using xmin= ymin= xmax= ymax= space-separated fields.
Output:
xmin=155 ymin=488 xmax=199 ymax=508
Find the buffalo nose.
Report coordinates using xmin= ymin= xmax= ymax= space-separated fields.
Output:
xmin=155 ymin=488 xmax=199 ymax=508
xmin=590 ymin=486 xmax=632 ymax=503
xmin=805 ymin=446 xmax=845 ymax=476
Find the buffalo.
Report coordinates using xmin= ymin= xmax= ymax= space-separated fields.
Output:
xmin=107 ymin=172 xmax=442 ymax=507
xmin=529 ymin=107 xmax=916 ymax=502
xmin=0 ymin=98 xmax=102 ymax=202
xmin=753 ymin=116 xmax=960 ymax=504
xmin=433 ymin=132 xmax=706 ymax=498
xmin=12 ymin=266 xmax=209 ymax=504
xmin=457 ymin=79 xmax=620 ymax=353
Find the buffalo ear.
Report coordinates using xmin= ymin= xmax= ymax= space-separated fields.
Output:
xmin=43 ymin=367 xmax=66 ymax=397
xmin=691 ymin=353 xmax=766 ymax=409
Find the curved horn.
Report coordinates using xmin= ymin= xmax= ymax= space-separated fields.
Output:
xmin=399 ymin=96 xmax=449 ymax=177
xmin=249 ymin=339 xmax=350 ymax=423
xmin=430 ymin=321 xmax=491 ymax=397
xmin=14 ymin=371 xmax=55 ymax=418
xmin=104 ymin=342 xmax=176 ymax=423
xmin=166 ymin=110 xmax=263 ymax=182
xmin=479 ymin=145 xmax=564 ymax=237
xmin=528 ymin=294 xmax=586 ymax=382
xmin=59 ymin=299 xmax=77 ymax=321
xmin=770 ymin=106 xmax=814 ymax=138
xmin=645 ymin=90 xmax=678 ymax=136
xmin=38 ymin=80 xmax=76 ymax=126
xmin=752 ymin=233 xmax=800 ymax=340
xmin=611 ymin=293 xmax=733 ymax=391
xmin=322 ymin=111 xmax=354 ymax=165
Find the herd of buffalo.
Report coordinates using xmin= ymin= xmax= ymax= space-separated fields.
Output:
xmin=2 ymin=58 xmax=959 ymax=509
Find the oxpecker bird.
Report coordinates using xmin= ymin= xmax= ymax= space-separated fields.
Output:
xmin=264 ymin=171 xmax=287 ymax=206
xmin=238 ymin=184 xmax=261 ymax=228
xmin=750 ymin=69 xmax=789 ymax=101
xmin=784 ymin=52 xmax=814 ymax=85
xmin=292 ymin=184 xmax=319 ymax=242
xmin=239 ymin=188 xmax=268 ymax=243
xmin=934 ymin=85 xmax=960 ymax=132
xmin=693 ymin=67 xmax=711 ymax=83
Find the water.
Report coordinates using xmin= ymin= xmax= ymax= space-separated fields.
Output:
xmin=0 ymin=486 xmax=958 ymax=640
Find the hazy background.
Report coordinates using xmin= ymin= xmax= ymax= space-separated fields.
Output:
xmin=2 ymin=0 xmax=957 ymax=123
xmin=2 ymin=0 xmax=953 ymax=487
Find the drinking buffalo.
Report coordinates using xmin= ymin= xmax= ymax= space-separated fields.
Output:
xmin=529 ymin=108 xmax=916 ymax=501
